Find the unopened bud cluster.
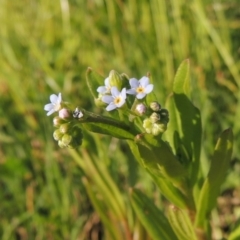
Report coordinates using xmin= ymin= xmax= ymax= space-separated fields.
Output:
xmin=141 ymin=101 xmax=169 ymax=136
xmin=53 ymin=114 xmax=83 ymax=148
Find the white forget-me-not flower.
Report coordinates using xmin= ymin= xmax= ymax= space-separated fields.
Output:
xmin=127 ymin=76 xmax=153 ymax=99
xmin=102 ymin=87 xmax=126 ymax=111
xmin=97 ymin=77 xmax=111 ymax=95
xmin=44 ymin=93 xmax=62 ymax=116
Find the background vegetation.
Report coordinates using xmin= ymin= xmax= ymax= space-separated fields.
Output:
xmin=0 ymin=0 xmax=240 ymax=239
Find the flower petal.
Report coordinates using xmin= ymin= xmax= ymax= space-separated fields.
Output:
xmin=57 ymin=93 xmax=62 ymax=103
xmin=139 ymin=77 xmax=149 ymax=87
xmin=97 ymin=86 xmax=107 ymax=93
xmin=129 ymin=78 xmax=139 ymax=88
xmin=106 ymin=103 xmax=117 ymax=111
xmin=50 ymin=94 xmax=58 ymax=103
xmin=145 ymin=84 xmax=154 ymax=93
xmin=111 ymin=86 xmax=120 ymax=97
xmin=120 ymin=88 xmax=126 ymax=99
xmin=102 ymin=95 xmax=113 ymax=104
xmin=136 ymin=93 xmax=146 ymax=99
xmin=46 ymin=108 xmax=55 ymax=116
xmin=104 ymin=77 xmax=110 ymax=86
xmin=126 ymin=89 xmax=136 ymax=95
xmin=44 ymin=103 xmax=53 ymax=111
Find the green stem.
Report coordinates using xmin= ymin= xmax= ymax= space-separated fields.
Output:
xmin=78 ymin=110 xmax=131 ymax=132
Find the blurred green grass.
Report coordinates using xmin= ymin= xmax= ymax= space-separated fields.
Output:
xmin=1 ymin=0 xmax=240 ymax=239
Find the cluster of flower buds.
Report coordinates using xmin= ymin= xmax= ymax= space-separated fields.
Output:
xmin=44 ymin=93 xmax=83 ymax=148
xmin=44 ymin=70 xmax=170 ymax=148
xmin=142 ymin=102 xmax=169 ymax=136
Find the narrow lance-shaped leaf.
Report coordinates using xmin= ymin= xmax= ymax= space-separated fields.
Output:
xmin=136 ymin=134 xmax=187 ymax=184
xmin=165 ymin=59 xmax=202 ymax=186
xmin=82 ymin=177 xmax=121 ymax=240
xmin=127 ymin=140 xmax=188 ymax=208
xmin=168 ymin=205 xmax=198 ymax=240
xmin=195 ymin=128 xmax=233 ymax=228
xmin=130 ymin=188 xmax=178 ymax=240
xmin=86 ymin=67 xmax=104 ymax=99
xmin=136 ymin=134 xmax=196 ymax=210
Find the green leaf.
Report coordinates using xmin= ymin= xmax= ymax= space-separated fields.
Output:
xmin=136 ymin=134 xmax=187 ymax=184
xmin=82 ymin=177 xmax=121 ymax=240
xmin=168 ymin=205 xmax=198 ymax=240
xmin=195 ymin=128 xmax=233 ymax=228
xmin=149 ymin=173 xmax=188 ymax=209
xmin=86 ymin=67 xmax=104 ymax=99
xmin=130 ymin=188 xmax=178 ymax=240
xmin=173 ymin=59 xmax=191 ymax=97
xmin=165 ymin=60 xmax=202 ymax=185
xmin=135 ymin=134 xmax=196 ymax=210
xmin=228 ymin=220 xmax=240 ymax=240
xmin=127 ymin=140 xmax=188 ymax=208
xmin=82 ymin=122 xmax=135 ymax=140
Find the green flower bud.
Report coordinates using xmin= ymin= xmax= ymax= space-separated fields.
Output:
xmin=160 ymin=108 xmax=169 ymax=118
xmin=152 ymin=123 xmax=167 ymax=136
xmin=68 ymin=127 xmax=83 ymax=148
xmin=143 ymin=118 xmax=167 ymax=136
xmin=53 ymin=129 xmax=63 ymax=141
xmin=58 ymin=140 xmax=66 ymax=148
xmin=68 ymin=138 xmax=83 ymax=149
xmin=61 ymin=134 xmax=72 ymax=145
xmin=108 ymin=70 xmax=122 ymax=89
xmin=150 ymin=112 xmax=160 ymax=123
xmin=53 ymin=116 xmax=65 ymax=128
xmin=72 ymin=127 xmax=83 ymax=138
xmin=143 ymin=118 xmax=153 ymax=134
xmin=150 ymin=101 xmax=161 ymax=112
xmin=59 ymin=122 xmax=71 ymax=134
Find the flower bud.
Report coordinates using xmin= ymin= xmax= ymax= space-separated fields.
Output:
xmin=53 ymin=116 xmax=65 ymax=128
xmin=151 ymin=123 xmax=167 ymax=136
xmin=108 ymin=70 xmax=122 ymax=89
xmin=135 ymin=103 xmax=147 ymax=116
xmin=68 ymin=127 xmax=83 ymax=148
xmin=150 ymin=112 xmax=160 ymax=123
xmin=53 ymin=129 xmax=63 ymax=141
xmin=58 ymin=140 xmax=66 ymax=148
xmin=150 ymin=101 xmax=161 ymax=112
xmin=160 ymin=108 xmax=169 ymax=118
xmin=59 ymin=123 xmax=71 ymax=134
xmin=61 ymin=134 xmax=72 ymax=145
xmin=143 ymin=118 xmax=167 ymax=136
xmin=143 ymin=118 xmax=153 ymax=134
xmin=59 ymin=108 xmax=71 ymax=119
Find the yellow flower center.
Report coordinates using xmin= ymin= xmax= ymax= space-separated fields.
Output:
xmin=136 ymin=86 xmax=144 ymax=93
xmin=114 ymin=97 xmax=121 ymax=104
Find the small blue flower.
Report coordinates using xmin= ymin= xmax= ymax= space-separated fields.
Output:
xmin=102 ymin=87 xmax=126 ymax=111
xmin=44 ymin=93 xmax=62 ymax=116
xmin=97 ymin=77 xmax=111 ymax=94
xmin=127 ymin=76 xmax=153 ymax=99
